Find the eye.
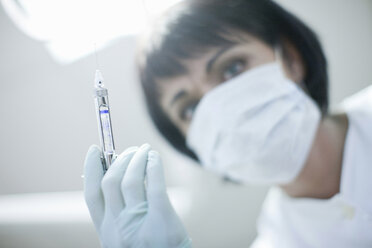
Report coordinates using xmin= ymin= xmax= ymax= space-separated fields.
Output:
xmin=222 ymin=60 xmax=245 ymax=81
xmin=179 ymin=101 xmax=198 ymax=121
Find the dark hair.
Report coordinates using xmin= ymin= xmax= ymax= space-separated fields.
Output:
xmin=137 ymin=0 xmax=328 ymax=162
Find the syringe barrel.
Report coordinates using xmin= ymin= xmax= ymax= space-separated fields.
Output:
xmin=94 ymin=86 xmax=116 ymax=172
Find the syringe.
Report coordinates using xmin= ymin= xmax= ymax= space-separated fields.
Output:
xmin=93 ymin=70 xmax=117 ymax=172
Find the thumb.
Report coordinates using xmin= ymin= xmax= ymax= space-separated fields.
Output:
xmin=84 ymin=145 xmax=105 ymax=228
xmin=146 ymin=150 xmax=191 ymax=248
xmin=146 ymin=150 xmax=169 ymax=206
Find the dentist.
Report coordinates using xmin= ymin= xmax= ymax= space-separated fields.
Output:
xmin=84 ymin=0 xmax=372 ymax=247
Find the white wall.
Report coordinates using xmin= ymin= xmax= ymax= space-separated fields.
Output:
xmin=0 ymin=1 xmax=371 ymax=247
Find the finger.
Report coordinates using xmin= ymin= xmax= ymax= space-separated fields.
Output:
xmin=146 ymin=150 xmax=169 ymax=206
xmin=121 ymin=143 xmax=151 ymax=208
xmin=83 ymin=145 xmax=105 ymax=228
xmin=101 ymin=146 xmax=138 ymax=216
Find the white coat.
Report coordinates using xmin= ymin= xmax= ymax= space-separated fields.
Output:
xmin=252 ymin=86 xmax=372 ymax=248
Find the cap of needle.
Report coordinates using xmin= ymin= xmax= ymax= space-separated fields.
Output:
xmin=95 ymin=69 xmax=104 ymax=87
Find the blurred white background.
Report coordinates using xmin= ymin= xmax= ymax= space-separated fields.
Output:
xmin=0 ymin=0 xmax=371 ymax=247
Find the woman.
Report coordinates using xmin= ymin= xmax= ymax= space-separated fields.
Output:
xmin=83 ymin=0 xmax=372 ymax=247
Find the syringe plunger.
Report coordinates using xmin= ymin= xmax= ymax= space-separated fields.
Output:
xmin=93 ymin=69 xmax=116 ymax=172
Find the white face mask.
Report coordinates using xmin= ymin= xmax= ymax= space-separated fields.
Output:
xmin=185 ymin=62 xmax=321 ymax=185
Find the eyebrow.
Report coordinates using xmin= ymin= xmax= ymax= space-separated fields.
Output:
xmin=206 ymin=45 xmax=235 ymax=73
xmin=169 ymin=89 xmax=187 ymax=107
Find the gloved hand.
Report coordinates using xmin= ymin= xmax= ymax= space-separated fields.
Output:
xmin=83 ymin=143 xmax=192 ymax=248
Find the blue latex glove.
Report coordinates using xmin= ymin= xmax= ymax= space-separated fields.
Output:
xmin=84 ymin=143 xmax=192 ymax=248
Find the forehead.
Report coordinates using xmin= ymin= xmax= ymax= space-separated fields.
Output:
xmin=155 ymin=33 xmax=270 ymax=95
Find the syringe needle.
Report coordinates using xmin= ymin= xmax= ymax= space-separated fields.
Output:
xmin=94 ymin=43 xmax=100 ymax=70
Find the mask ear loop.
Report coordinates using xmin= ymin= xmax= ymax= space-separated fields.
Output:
xmin=274 ymin=45 xmax=283 ymax=65
xmin=274 ymin=45 xmax=307 ymax=89
xmin=273 ymin=45 xmax=288 ymax=79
